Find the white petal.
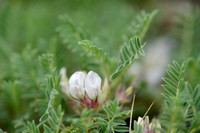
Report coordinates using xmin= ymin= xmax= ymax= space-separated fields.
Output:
xmin=69 ymin=85 xmax=84 ymax=99
xmin=137 ymin=117 xmax=143 ymax=124
xmin=69 ymin=71 xmax=85 ymax=99
xmin=85 ymin=71 xmax=102 ymax=100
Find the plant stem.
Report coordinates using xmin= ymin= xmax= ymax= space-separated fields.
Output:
xmin=189 ymin=126 xmax=200 ymax=133
xmin=129 ymin=95 xmax=136 ymax=133
xmin=111 ymin=42 xmax=146 ymax=90
xmin=56 ymin=112 xmax=64 ymax=133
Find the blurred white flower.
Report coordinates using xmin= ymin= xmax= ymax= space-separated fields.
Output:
xmin=144 ymin=38 xmax=171 ymax=86
xmin=128 ymin=37 xmax=174 ymax=87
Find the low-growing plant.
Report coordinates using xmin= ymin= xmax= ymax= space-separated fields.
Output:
xmin=0 ymin=2 xmax=199 ymax=133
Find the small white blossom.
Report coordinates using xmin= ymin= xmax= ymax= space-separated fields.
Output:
xmin=137 ymin=116 xmax=161 ymax=133
xmin=62 ymin=70 xmax=103 ymax=108
xmin=128 ymin=37 xmax=173 ymax=87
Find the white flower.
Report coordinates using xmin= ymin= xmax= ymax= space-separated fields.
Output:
xmin=69 ymin=71 xmax=85 ymax=99
xmin=66 ymin=70 xmax=102 ymax=108
xmin=137 ymin=116 xmax=160 ymax=133
xmin=61 ymin=69 xmax=104 ymax=111
xmin=137 ymin=117 xmax=145 ymax=125
xmin=85 ymin=71 xmax=102 ymax=101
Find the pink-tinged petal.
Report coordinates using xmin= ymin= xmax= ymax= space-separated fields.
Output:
xmin=69 ymin=71 xmax=85 ymax=99
xmin=85 ymin=71 xmax=102 ymax=100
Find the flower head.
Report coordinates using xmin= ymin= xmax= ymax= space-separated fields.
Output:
xmin=137 ymin=116 xmax=161 ymax=133
xmin=63 ymin=70 xmax=103 ymax=108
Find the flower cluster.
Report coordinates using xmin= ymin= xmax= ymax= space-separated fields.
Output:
xmin=60 ymin=68 xmax=105 ymax=109
xmin=137 ymin=116 xmax=161 ymax=133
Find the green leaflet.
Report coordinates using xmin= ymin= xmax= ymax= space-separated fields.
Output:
xmin=25 ymin=89 xmax=64 ymax=133
xmin=110 ymin=10 xmax=157 ymax=81
xmin=161 ymin=60 xmax=185 ymax=108
xmin=123 ymin=10 xmax=158 ymax=41
xmin=23 ymin=121 xmax=40 ymax=133
xmin=79 ymin=40 xmax=105 ymax=61
xmin=159 ymin=60 xmax=200 ymax=132
xmin=110 ymin=36 xmax=146 ymax=80
xmin=114 ymin=126 xmax=129 ymax=132
xmin=159 ymin=61 xmax=188 ymax=132
xmin=57 ymin=15 xmax=85 ymax=53
xmin=133 ymin=121 xmax=142 ymax=133
xmin=67 ymin=100 xmax=129 ymax=133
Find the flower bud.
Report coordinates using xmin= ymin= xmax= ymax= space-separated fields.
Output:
xmin=137 ymin=117 xmax=145 ymax=125
xmin=149 ymin=118 xmax=161 ymax=133
xmin=137 ymin=116 xmax=160 ymax=133
xmin=85 ymin=71 xmax=102 ymax=101
xmin=69 ymin=71 xmax=85 ymax=99
xmin=116 ymin=86 xmax=133 ymax=104
xmin=60 ymin=68 xmax=69 ymax=96
xmin=100 ymin=78 xmax=109 ymax=102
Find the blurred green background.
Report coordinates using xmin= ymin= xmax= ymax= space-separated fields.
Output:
xmin=0 ymin=0 xmax=199 ymax=132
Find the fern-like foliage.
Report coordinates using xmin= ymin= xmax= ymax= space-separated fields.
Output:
xmin=110 ymin=10 xmax=157 ymax=81
xmin=39 ymin=52 xmax=54 ymax=73
xmin=1 ymin=81 xmax=21 ymax=118
xmin=184 ymin=83 xmax=200 ymax=132
xmin=79 ymin=40 xmax=105 ymax=61
xmin=23 ymin=121 xmax=40 ymax=133
xmin=23 ymin=90 xmax=64 ymax=133
xmin=159 ymin=60 xmax=200 ymax=132
xmin=24 ymin=82 xmax=64 ymax=133
xmin=66 ymin=108 xmax=94 ymax=132
xmin=79 ymin=40 xmax=112 ymax=77
xmin=67 ymin=99 xmax=130 ymax=133
xmin=161 ymin=60 xmax=185 ymax=102
xmin=185 ymin=56 xmax=200 ymax=87
xmin=10 ymin=45 xmax=40 ymax=88
xmin=174 ymin=7 xmax=200 ymax=57
xmin=15 ymin=51 xmax=64 ymax=133
xmin=56 ymin=15 xmax=106 ymax=72
xmin=0 ymin=46 xmax=43 ymax=132
xmin=38 ymin=57 xmax=61 ymax=116
xmin=159 ymin=60 xmax=186 ymax=132
xmin=40 ymin=91 xmax=64 ymax=133
xmin=123 ymin=10 xmax=157 ymax=41
xmin=110 ymin=36 xmax=146 ymax=80
xmin=56 ymin=15 xmax=87 ymax=53
xmin=101 ymin=100 xmax=130 ymax=133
